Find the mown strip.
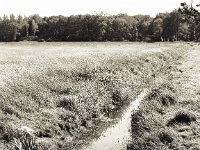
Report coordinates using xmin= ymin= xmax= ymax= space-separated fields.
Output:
xmin=128 ymin=47 xmax=200 ymax=150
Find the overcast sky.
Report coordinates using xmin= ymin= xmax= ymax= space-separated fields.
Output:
xmin=0 ymin=0 xmax=196 ymax=17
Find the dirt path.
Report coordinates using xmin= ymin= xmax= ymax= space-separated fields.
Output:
xmin=83 ymin=89 xmax=149 ymax=150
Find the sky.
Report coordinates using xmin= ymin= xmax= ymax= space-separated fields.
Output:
xmin=0 ymin=0 xmax=197 ymax=17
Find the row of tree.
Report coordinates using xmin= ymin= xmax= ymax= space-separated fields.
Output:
xmin=0 ymin=3 xmax=199 ymax=42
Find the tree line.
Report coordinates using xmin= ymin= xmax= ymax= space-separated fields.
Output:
xmin=0 ymin=3 xmax=199 ymax=42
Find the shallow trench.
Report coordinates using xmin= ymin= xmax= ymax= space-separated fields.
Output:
xmin=82 ymin=89 xmax=149 ymax=150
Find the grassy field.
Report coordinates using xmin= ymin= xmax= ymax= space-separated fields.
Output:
xmin=128 ymin=43 xmax=200 ymax=150
xmin=0 ymin=42 xmax=192 ymax=149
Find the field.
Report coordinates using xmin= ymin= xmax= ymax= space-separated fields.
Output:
xmin=128 ymin=43 xmax=200 ymax=150
xmin=0 ymin=42 xmax=199 ymax=150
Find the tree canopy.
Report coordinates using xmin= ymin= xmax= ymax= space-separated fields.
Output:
xmin=0 ymin=3 xmax=199 ymax=42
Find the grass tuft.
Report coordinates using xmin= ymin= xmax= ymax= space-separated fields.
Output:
xmin=57 ymin=97 xmax=75 ymax=111
xmin=166 ymin=111 xmax=196 ymax=126
xmin=112 ymin=90 xmax=126 ymax=107
xmin=36 ymin=129 xmax=53 ymax=138
xmin=158 ymin=132 xmax=173 ymax=145
xmin=145 ymin=86 xmax=176 ymax=107
xmin=12 ymin=133 xmax=37 ymax=150
xmin=160 ymin=94 xmax=176 ymax=106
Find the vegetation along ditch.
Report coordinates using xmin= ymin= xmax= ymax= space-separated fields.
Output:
xmin=128 ymin=43 xmax=200 ymax=150
xmin=0 ymin=43 xmax=185 ymax=150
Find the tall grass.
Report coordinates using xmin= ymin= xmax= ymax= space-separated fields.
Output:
xmin=0 ymin=45 xmax=180 ymax=149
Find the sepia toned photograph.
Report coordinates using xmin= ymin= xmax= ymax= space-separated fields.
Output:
xmin=0 ymin=0 xmax=200 ymax=149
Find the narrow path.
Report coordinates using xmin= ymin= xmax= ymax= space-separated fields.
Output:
xmin=83 ymin=89 xmax=149 ymax=150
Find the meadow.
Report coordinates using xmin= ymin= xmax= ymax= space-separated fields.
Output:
xmin=0 ymin=42 xmax=191 ymax=149
xmin=128 ymin=43 xmax=200 ymax=150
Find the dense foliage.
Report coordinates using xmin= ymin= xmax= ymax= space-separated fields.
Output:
xmin=0 ymin=3 xmax=199 ymax=42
